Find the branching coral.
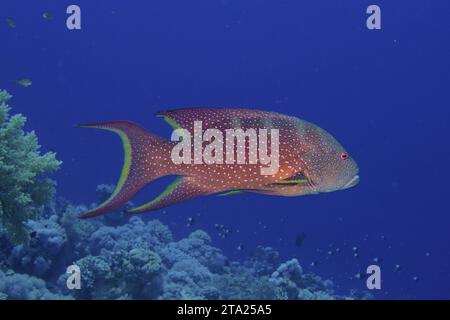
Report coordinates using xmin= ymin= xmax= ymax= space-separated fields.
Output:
xmin=58 ymin=246 xmax=164 ymax=299
xmin=0 ymin=90 xmax=61 ymax=242
xmin=245 ymin=246 xmax=280 ymax=276
xmin=270 ymin=259 xmax=345 ymax=300
xmin=1 ymin=205 xmax=360 ymax=300
xmin=9 ymin=215 xmax=67 ymax=278
xmin=160 ymin=230 xmax=227 ymax=273
xmin=88 ymin=216 xmax=172 ymax=255
xmin=0 ymin=270 xmax=71 ymax=300
xmin=56 ymin=216 xmax=169 ymax=299
xmin=59 ymin=205 xmax=99 ymax=259
xmin=211 ymin=264 xmax=276 ymax=300
xmin=162 ymin=259 xmax=212 ymax=299
xmin=111 ymin=247 xmax=163 ymax=299
xmin=0 ymin=198 xmax=360 ymax=300
xmin=66 ymin=255 xmax=115 ymax=299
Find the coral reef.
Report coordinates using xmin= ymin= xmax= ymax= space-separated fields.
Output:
xmin=160 ymin=230 xmax=226 ymax=274
xmin=269 ymin=258 xmax=338 ymax=300
xmin=0 ymin=90 xmax=61 ymax=242
xmin=9 ymin=215 xmax=67 ymax=278
xmin=0 ymin=270 xmax=70 ymax=300
xmin=0 ymin=194 xmax=363 ymax=299
xmin=245 ymin=245 xmax=280 ymax=276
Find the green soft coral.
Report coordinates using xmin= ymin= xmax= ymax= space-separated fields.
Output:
xmin=0 ymin=90 xmax=61 ymax=242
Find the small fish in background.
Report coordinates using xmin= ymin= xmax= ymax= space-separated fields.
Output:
xmin=394 ymin=264 xmax=402 ymax=272
xmin=310 ymin=261 xmax=318 ymax=267
xmin=186 ymin=216 xmax=194 ymax=227
xmin=218 ymin=228 xmax=231 ymax=239
xmin=214 ymin=223 xmax=232 ymax=239
xmin=42 ymin=11 xmax=52 ymax=20
xmin=5 ymin=17 xmax=16 ymax=28
xmin=373 ymin=257 xmax=382 ymax=264
xmin=295 ymin=232 xmax=306 ymax=248
xmin=354 ymin=272 xmax=366 ymax=280
xmin=237 ymin=243 xmax=244 ymax=251
xmin=15 ymin=78 xmax=33 ymax=87
xmin=216 ymin=225 xmax=228 ymax=239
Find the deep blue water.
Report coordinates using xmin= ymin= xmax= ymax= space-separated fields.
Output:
xmin=1 ymin=0 xmax=450 ymax=299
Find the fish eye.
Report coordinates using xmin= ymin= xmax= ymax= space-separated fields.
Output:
xmin=340 ymin=152 xmax=349 ymax=160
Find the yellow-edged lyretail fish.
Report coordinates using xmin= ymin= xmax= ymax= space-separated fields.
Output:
xmin=79 ymin=108 xmax=359 ymax=218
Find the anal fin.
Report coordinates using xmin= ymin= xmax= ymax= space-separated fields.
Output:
xmin=217 ymin=190 xmax=243 ymax=197
xmin=129 ymin=177 xmax=211 ymax=213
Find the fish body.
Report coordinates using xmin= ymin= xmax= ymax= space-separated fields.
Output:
xmin=79 ymin=108 xmax=359 ymax=218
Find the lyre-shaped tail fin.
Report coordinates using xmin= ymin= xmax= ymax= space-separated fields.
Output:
xmin=78 ymin=121 xmax=169 ymax=218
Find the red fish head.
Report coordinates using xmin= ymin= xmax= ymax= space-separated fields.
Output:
xmin=301 ymin=122 xmax=359 ymax=194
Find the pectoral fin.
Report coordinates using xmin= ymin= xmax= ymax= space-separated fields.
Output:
xmin=247 ymin=172 xmax=311 ymax=197
xmin=272 ymin=179 xmax=308 ymax=185
xmin=273 ymin=172 xmax=309 ymax=185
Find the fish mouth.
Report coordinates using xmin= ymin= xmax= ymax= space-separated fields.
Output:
xmin=343 ymin=175 xmax=360 ymax=189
